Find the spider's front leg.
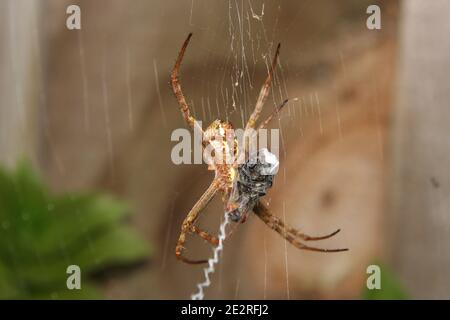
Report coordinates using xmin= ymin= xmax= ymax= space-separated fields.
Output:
xmin=253 ymin=201 xmax=348 ymax=253
xmin=245 ymin=43 xmax=281 ymax=131
xmin=258 ymin=98 xmax=289 ymax=130
xmin=175 ymin=180 xmax=220 ymax=264
xmin=171 ymin=33 xmax=204 ymax=134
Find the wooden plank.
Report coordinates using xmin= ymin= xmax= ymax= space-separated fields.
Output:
xmin=388 ymin=0 xmax=450 ymax=299
xmin=0 ymin=0 xmax=41 ymax=167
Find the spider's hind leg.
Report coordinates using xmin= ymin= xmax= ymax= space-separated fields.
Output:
xmin=291 ymin=228 xmax=341 ymax=241
xmin=253 ymin=201 xmax=348 ymax=253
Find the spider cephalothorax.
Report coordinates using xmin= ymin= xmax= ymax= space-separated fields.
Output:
xmin=171 ymin=33 xmax=348 ymax=264
xmin=203 ymin=119 xmax=238 ymax=193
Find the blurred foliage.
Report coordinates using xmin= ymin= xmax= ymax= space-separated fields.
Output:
xmin=0 ymin=162 xmax=150 ymax=299
xmin=363 ymin=261 xmax=408 ymax=300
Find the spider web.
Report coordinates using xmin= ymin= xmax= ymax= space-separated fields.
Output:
xmin=189 ymin=0 xmax=291 ymax=300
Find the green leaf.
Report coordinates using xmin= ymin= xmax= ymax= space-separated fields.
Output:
xmin=69 ymin=225 xmax=151 ymax=272
xmin=0 ymin=260 xmax=21 ymax=299
xmin=32 ymin=194 xmax=130 ymax=257
xmin=0 ymin=161 xmax=150 ymax=299
xmin=16 ymin=226 xmax=150 ymax=289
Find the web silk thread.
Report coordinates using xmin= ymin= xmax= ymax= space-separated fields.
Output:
xmin=191 ymin=212 xmax=230 ymax=300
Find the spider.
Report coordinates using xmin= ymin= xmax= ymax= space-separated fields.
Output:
xmin=171 ymin=33 xmax=348 ymax=264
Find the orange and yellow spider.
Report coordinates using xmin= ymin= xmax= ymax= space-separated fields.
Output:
xmin=171 ymin=33 xmax=348 ymax=264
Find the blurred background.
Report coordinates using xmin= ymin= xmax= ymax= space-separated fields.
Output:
xmin=0 ymin=0 xmax=449 ymax=299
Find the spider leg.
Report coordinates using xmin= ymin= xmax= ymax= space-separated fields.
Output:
xmin=190 ymin=225 xmax=219 ymax=246
xmin=175 ymin=180 xmax=219 ymax=264
xmin=286 ymin=239 xmax=349 ymax=253
xmin=255 ymin=201 xmax=341 ymax=241
xmin=258 ymin=98 xmax=289 ymax=130
xmin=171 ymin=33 xmax=203 ymax=134
xmin=290 ymin=228 xmax=342 ymax=241
xmin=253 ymin=201 xmax=348 ymax=252
xmin=245 ymin=43 xmax=281 ymax=131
